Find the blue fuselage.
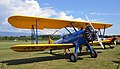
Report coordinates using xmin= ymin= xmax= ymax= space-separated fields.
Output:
xmin=54 ymin=30 xmax=87 ymax=45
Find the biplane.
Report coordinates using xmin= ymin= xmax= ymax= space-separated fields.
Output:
xmin=8 ymin=15 xmax=112 ymax=62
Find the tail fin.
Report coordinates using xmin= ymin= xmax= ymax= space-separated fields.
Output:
xmin=48 ymin=36 xmax=53 ymax=44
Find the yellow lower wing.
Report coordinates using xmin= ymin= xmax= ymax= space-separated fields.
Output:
xmin=10 ymin=44 xmax=73 ymax=52
xmin=90 ymin=40 xmax=111 ymax=45
xmin=10 ymin=40 xmax=111 ymax=52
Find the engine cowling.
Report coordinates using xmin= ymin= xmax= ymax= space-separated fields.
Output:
xmin=84 ymin=26 xmax=97 ymax=42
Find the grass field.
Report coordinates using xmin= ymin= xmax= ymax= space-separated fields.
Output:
xmin=0 ymin=41 xmax=120 ymax=69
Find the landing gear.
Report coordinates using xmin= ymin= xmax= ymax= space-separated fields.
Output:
xmin=90 ymin=50 xmax=98 ymax=58
xmin=69 ymin=43 xmax=79 ymax=62
xmin=50 ymin=49 xmax=53 ymax=54
xmin=64 ymin=48 xmax=69 ymax=55
xmin=86 ymin=47 xmax=89 ymax=52
xmin=103 ymin=44 xmax=107 ymax=49
xmin=110 ymin=46 xmax=114 ymax=49
xmin=109 ymin=44 xmax=114 ymax=49
xmin=103 ymin=43 xmax=114 ymax=49
xmin=79 ymin=46 xmax=82 ymax=54
xmin=85 ymin=43 xmax=98 ymax=58
xmin=70 ymin=53 xmax=78 ymax=62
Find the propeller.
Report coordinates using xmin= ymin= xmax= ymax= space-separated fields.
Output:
xmin=84 ymin=26 xmax=96 ymax=42
xmin=85 ymin=15 xmax=104 ymax=49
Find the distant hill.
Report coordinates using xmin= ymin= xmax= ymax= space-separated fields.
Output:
xmin=0 ymin=31 xmax=30 ymax=36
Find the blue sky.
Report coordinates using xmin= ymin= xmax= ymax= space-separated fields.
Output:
xmin=0 ymin=0 xmax=120 ymax=35
xmin=37 ymin=0 xmax=120 ymax=35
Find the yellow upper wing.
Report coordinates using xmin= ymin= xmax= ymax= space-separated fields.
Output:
xmin=8 ymin=15 xmax=112 ymax=29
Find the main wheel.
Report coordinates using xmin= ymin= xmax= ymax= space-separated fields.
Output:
xmin=90 ymin=50 xmax=98 ymax=58
xmin=109 ymin=45 xmax=114 ymax=49
xmin=86 ymin=47 xmax=89 ymax=52
xmin=70 ymin=53 xmax=78 ymax=62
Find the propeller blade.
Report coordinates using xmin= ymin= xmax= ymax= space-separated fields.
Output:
xmin=85 ymin=15 xmax=104 ymax=49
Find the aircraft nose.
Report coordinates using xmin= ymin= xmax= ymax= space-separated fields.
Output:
xmin=84 ymin=26 xmax=97 ymax=42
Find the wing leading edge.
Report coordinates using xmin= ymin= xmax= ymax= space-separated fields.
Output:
xmin=8 ymin=15 xmax=113 ymax=29
xmin=10 ymin=44 xmax=73 ymax=52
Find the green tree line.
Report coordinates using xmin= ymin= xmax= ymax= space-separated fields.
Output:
xmin=0 ymin=35 xmax=60 ymax=41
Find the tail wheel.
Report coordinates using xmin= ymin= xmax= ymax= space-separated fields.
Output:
xmin=70 ymin=53 xmax=78 ymax=62
xmin=90 ymin=50 xmax=98 ymax=58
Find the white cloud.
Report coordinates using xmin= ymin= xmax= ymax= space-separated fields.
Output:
xmin=44 ymin=3 xmax=50 ymax=6
xmin=0 ymin=0 xmax=83 ymax=35
xmin=90 ymin=19 xmax=103 ymax=22
xmin=74 ymin=18 xmax=83 ymax=21
xmin=90 ymin=12 xmax=96 ymax=15
xmin=65 ymin=10 xmax=74 ymax=14
xmin=90 ymin=12 xmax=120 ymax=16
xmin=57 ymin=12 xmax=74 ymax=20
xmin=57 ymin=12 xmax=83 ymax=21
xmin=40 ymin=7 xmax=57 ymax=17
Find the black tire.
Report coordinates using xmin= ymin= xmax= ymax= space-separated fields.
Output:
xmin=86 ymin=47 xmax=89 ymax=52
xmin=90 ymin=50 xmax=98 ymax=58
xmin=49 ymin=49 xmax=53 ymax=54
xmin=109 ymin=45 xmax=114 ymax=49
xmin=103 ymin=43 xmax=107 ymax=49
xmin=70 ymin=53 xmax=78 ymax=62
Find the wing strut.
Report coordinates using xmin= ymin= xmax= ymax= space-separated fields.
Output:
xmin=36 ymin=20 xmax=38 ymax=44
xmin=65 ymin=27 xmax=72 ymax=35
xmin=98 ymin=26 xmax=106 ymax=40
xmin=102 ymin=26 xmax=106 ymax=40
xmin=70 ymin=22 xmax=78 ymax=33
xmin=31 ymin=25 xmax=35 ymax=44
xmin=98 ymin=28 xmax=102 ymax=37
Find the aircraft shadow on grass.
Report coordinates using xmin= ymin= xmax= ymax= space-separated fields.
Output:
xmin=0 ymin=51 xmax=102 ymax=65
xmin=112 ymin=58 xmax=120 ymax=69
xmin=0 ymin=53 xmax=81 ymax=65
xmin=112 ymin=57 xmax=120 ymax=64
xmin=113 ymin=60 xmax=120 ymax=64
